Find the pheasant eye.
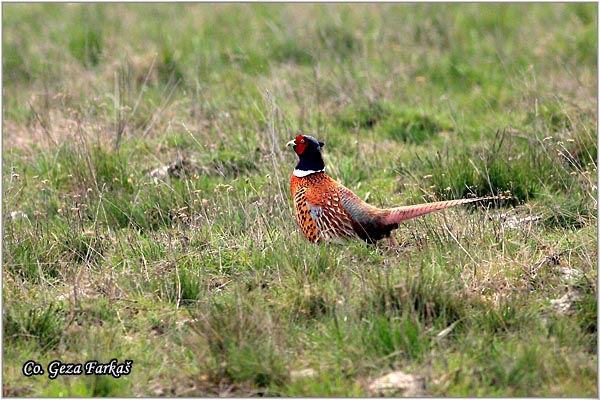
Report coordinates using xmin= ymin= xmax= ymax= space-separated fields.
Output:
xmin=300 ymin=139 xmax=305 ymax=143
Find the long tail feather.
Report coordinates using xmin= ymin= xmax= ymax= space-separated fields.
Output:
xmin=383 ymin=196 xmax=505 ymax=225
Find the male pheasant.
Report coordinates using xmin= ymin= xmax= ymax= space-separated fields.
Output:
xmin=287 ymin=134 xmax=501 ymax=243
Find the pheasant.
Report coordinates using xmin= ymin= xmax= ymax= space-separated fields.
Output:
xmin=287 ymin=134 xmax=503 ymax=243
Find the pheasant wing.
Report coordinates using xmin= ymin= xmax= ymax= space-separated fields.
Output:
xmin=301 ymin=183 xmax=359 ymax=241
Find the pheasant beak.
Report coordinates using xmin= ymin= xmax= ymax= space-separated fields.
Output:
xmin=286 ymin=139 xmax=296 ymax=147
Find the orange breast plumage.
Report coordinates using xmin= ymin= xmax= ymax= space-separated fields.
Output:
xmin=291 ymin=173 xmax=373 ymax=242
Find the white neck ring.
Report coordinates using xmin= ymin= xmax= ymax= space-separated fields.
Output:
xmin=293 ymin=168 xmax=325 ymax=177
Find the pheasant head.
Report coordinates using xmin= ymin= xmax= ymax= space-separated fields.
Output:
xmin=286 ymin=134 xmax=326 ymax=177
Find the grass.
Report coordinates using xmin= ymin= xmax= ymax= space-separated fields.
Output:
xmin=2 ymin=3 xmax=597 ymax=397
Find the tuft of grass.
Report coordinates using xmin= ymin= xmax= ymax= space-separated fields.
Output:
xmin=270 ymin=39 xmax=315 ymax=66
xmin=336 ymin=101 xmax=387 ymax=130
xmin=361 ymin=314 xmax=426 ymax=362
xmin=379 ymin=108 xmax=452 ymax=144
xmin=4 ymin=303 xmax=67 ymax=351
xmin=68 ymin=25 xmax=103 ymax=67
xmin=336 ymin=102 xmax=453 ymax=144
xmin=191 ymin=294 xmax=289 ymax=391
xmin=318 ymin=23 xmax=360 ymax=59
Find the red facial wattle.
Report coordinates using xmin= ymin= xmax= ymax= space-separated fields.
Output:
xmin=294 ymin=135 xmax=308 ymax=155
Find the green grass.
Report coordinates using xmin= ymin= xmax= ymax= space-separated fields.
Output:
xmin=3 ymin=3 xmax=597 ymax=397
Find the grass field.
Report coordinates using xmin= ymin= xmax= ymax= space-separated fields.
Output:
xmin=2 ymin=3 xmax=598 ymax=397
